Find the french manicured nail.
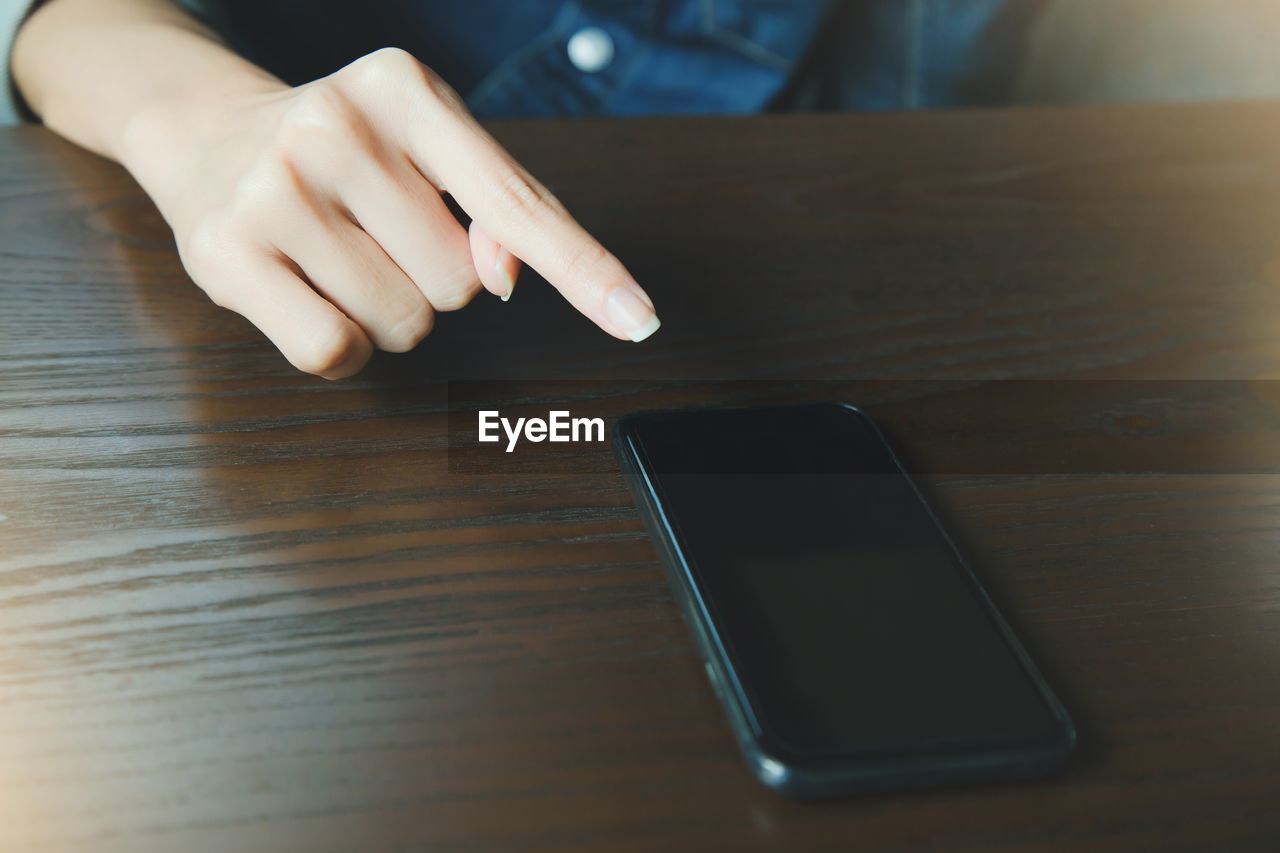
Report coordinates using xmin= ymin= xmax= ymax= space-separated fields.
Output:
xmin=495 ymin=250 xmax=515 ymax=302
xmin=606 ymin=287 xmax=661 ymax=342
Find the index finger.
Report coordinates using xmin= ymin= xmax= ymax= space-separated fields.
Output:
xmin=400 ymin=81 xmax=661 ymax=342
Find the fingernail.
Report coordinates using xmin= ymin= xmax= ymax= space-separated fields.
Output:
xmin=494 ymin=251 xmax=515 ymax=302
xmin=606 ymin=287 xmax=661 ymax=342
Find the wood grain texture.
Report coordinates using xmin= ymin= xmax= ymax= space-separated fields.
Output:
xmin=3 ymin=103 xmax=1280 ymax=851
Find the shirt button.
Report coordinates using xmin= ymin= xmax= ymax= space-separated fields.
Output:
xmin=567 ymin=27 xmax=615 ymax=73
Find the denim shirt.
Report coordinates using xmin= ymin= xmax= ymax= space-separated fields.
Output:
xmin=1 ymin=0 xmax=1037 ymax=125
xmin=184 ymin=0 xmax=1034 ymax=118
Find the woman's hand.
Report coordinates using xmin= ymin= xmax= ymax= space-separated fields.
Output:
xmin=117 ymin=47 xmax=659 ymax=378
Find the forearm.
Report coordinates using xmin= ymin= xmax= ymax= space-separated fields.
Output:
xmin=11 ymin=0 xmax=280 ymax=162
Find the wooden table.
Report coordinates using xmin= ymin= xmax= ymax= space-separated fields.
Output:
xmin=3 ymin=103 xmax=1280 ymax=851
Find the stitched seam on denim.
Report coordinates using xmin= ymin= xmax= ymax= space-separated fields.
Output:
xmin=465 ymin=2 xmax=582 ymax=110
xmin=904 ymin=0 xmax=923 ymax=108
xmin=701 ymin=0 xmax=793 ymax=70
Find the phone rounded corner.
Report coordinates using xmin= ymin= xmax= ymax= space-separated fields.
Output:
xmin=610 ymin=413 xmax=638 ymax=445
xmin=1053 ymin=716 xmax=1080 ymax=765
xmin=611 ymin=416 xmax=651 ymax=477
xmin=1038 ymin=691 xmax=1079 ymax=764
xmin=744 ymin=745 xmax=800 ymax=797
xmin=830 ymin=401 xmax=875 ymax=424
xmin=1016 ymin=719 xmax=1079 ymax=782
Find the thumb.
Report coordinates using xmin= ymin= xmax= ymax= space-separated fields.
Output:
xmin=469 ymin=221 xmax=522 ymax=302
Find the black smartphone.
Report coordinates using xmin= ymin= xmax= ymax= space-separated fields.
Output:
xmin=613 ymin=403 xmax=1076 ymax=799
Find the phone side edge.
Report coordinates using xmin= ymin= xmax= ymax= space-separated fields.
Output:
xmin=610 ymin=415 xmax=798 ymax=795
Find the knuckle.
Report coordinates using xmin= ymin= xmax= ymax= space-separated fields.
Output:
xmin=428 ymin=276 xmax=481 ymax=312
xmin=349 ymin=47 xmax=421 ymax=88
xmin=347 ymin=49 xmax=466 ymax=120
xmin=278 ymin=85 xmax=363 ymax=158
xmin=560 ymin=240 xmax=612 ymax=284
xmin=291 ymin=320 xmax=366 ymax=376
xmin=224 ymin=160 xmax=314 ymax=238
xmin=380 ymin=302 xmax=435 ymax=351
xmin=231 ymin=162 xmax=292 ymax=217
xmin=181 ymin=210 xmax=242 ymax=277
xmin=492 ymin=169 xmax=555 ymax=221
xmin=179 ymin=214 xmax=253 ymax=312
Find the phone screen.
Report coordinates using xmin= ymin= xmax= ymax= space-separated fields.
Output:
xmin=624 ymin=405 xmax=1065 ymax=763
